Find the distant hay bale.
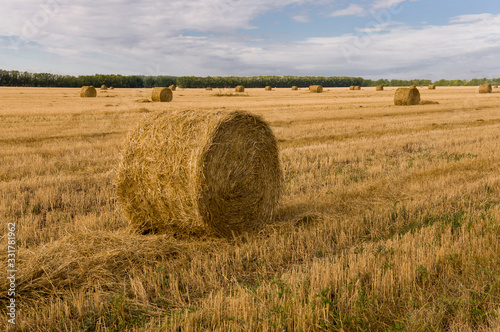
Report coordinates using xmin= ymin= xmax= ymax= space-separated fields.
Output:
xmin=235 ymin=85 xmax=245 ymax=92
xmin=116 ymin=110 xmax=283 ymax=237
xmin=428 ymin=85 xmax=436 ymax=90
xmin=109 ymin=86 xmax=114 ymax=90
xmin=376 ymin=85 xmax=384 ymax=91
xmin=206 ymin=87 xmax=213 ymax=91
xmin=309 ymin=85 xmax=323 ymax=93
xmin=494 ymin=85 xmax=498 ymax=88
xmin=354 ymin=86 xmax=361 ymax=90
xmin=479 ymin=84 xmax=492 ymax=94
xmin=169 ymin=85 xmax=176 ymax=91
xmin=349 ymin=86 xmax=355 ymax=90
xmin=291 ymin=86 xmax=298 ymax=90
xmin=101 ymin=85 xmax=108 ymax=90
xmin=151 ymin=87 xmax=173 ymax=102
xmin=80 ymin=86 xmax=97 ymax=98
xmin=265 ymin=86 xmax=272 ymax=91
xmin=394 ymin=87 xmax=420 ymax=106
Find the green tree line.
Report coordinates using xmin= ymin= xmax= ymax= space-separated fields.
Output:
xmin=1 ymin=69 xmax=499 ymax=88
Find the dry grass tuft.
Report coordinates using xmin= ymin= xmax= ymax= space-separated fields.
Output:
xmin=394 ymin=87 xmax=420 ymax=106
xmin=80 ymin=86 xmax=97 ymax=98
xmin=135 ymin=98 xmax=152 ymax=103
xmin=151 ymin=87 xmax=173 ymax=102
xmin=235 ymin=85 xmax=245 ymax=92
xmin=420 ymin=100 xmax=440 ymax=105
xmin=309 ymin=85 xmax=323 ymax=93
xmin=479 ymin=84 xmax=492 ymax=94
xmin=116 ymin=110 xmax=283 ymax=237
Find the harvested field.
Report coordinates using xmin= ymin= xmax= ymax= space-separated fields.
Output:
xmin=0 ymin=86 xmax=499 ymax=331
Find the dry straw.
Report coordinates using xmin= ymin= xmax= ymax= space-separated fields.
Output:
xmin=151 ymin=87 xmax=173 ymax=102
xmin=206 ymin=87 xmax=213 ymax=91
xmin=80 ymin=86 xmax=97 ymax=98
xmin=394 ymin=87 xmax=420 ymax=106
xmin=101 ymin=85 xmax=108 ymax=90
xmin=291 ymin=86 xmax=298 ymax=90
xmin=354 ymin=86 xmax=361 ymax=90
xmin=479 ymin=84 xmax=492 ymax=94
xmin=265 ymin=86 xmax=272 ymax=91
xmin=309 ymin=85 xmax=323 ymax=93
xmin=116 ymin=110 xmax=283 ymax=237
xmin=109 ymin=86 xmax=114 ymax=90
xmin=428 ymin=84 xmax=436 ymax=90
xmin=349 ymin=86 xmax=355 ymax=90
xmin=235 ymin=85 xmax=245 ymax=92
xmin=169 ymin=85 xmax=177 ymax=91
xmin=376 ymin=85 xmax=384 ymax=91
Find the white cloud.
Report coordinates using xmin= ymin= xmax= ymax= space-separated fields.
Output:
xmin=292 ymin=14 xmax=310 ymax=23
xmin=330 ymin=4 xmax=366 ymax=17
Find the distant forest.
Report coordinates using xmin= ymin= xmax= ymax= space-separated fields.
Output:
xmin=1 ymin=69 xmax=499 ymax=88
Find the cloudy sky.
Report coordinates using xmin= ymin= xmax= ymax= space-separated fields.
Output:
xmin=0 ymin=0 xmax=499 ymax=80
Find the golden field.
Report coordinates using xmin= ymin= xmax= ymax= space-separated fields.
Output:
xmin=1 ymin=86 xmax=499 ymax=331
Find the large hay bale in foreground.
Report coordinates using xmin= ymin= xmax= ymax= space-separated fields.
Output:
xmin=116 ymin=110 xmax=283 ymax=237
xmin=376 ymin=85 xmax=384 ymax=91
xmin=394 ymin=87 xmax=420 ymax=106
xmin=235 ymin=85 xmax=245 ymax=92
xmin=291 ymin=86 xmax=298 ymax=90
xmin=309 ymin=85 xmax=323 ymax=93
xmin=479 ymin=84 xmax=492 ymax=93
xmin=428 ymin=84 xmax=436 ymax=90
xmin=80 ymin=86 xmax=97 ymax=98
xmin=265 ymin=86 xmax=272 ymax=91
xmin=169 ymin=85 xmax=176 ymax=91
xmin=151 ymin=87 xmax=173 ymax=102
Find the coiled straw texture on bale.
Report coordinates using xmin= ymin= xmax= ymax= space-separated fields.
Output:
xmin=116 ymin=110 xmax=283 ymax=237
xmin=235 ymin=85 xmax=245 ymax=92
xmin=151 ymin=87 xmax=173 ymax=102
xmin=376 ymin=85 xmax=384 ymax=91
xmin=394 ymin=87 xmax=420 ymax=106
xmin=479 ymin=84 xmax=492 ymax=94
xmin=309 ymin=85 xmax=323 ymax=93
xmin=265 ymin=86 xmax=272 ymax=91
xmin=80 ymin=86 xmax=97 ymax=98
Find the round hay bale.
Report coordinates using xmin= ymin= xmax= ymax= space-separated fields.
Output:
xmin=349 ymin=86 xmax=355 ymax=90
xmin=354 ymin=86 xmax=361 ymax=90
xmin=206 ymin=87 xmax=213 ymax=91
xmin=235 ymin=85 xmax=245 ymax=92
xmin=151 ymin=87 xmax=173 ymax=102
xmin=116 ymin=110 xmax=283 ymax=237
xmin=291 ymin=86 xmax=298 ymax=90
xmin=376 ymin=85 xmax=384 ymax=91
xmin=394 ymin=87 xmax=420 ymax=106
xmin=109 ymin=86 xmax=114 ymax=90
xmin=428 ymin=85 xmax=436 ymax=90
xmin=101 ymin=85 xmax=108 ymax=90
xmin=409 ymin=85 xmax=416 ymax=89
xmin=265 ymin=86 xmax=272 ymax=91
xmin=169 ymin=85 xmax=177 ymax=91
xmin=309 ymin=85 xmax=323 ymax=93
xmin=80 ymin=86 xmax=97 ymax=98
xmin=479 ymin=84 xmax=492 ymax=94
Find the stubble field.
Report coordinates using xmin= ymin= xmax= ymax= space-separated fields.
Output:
xmin=1 ymin=86 xmax=499 ymax=331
